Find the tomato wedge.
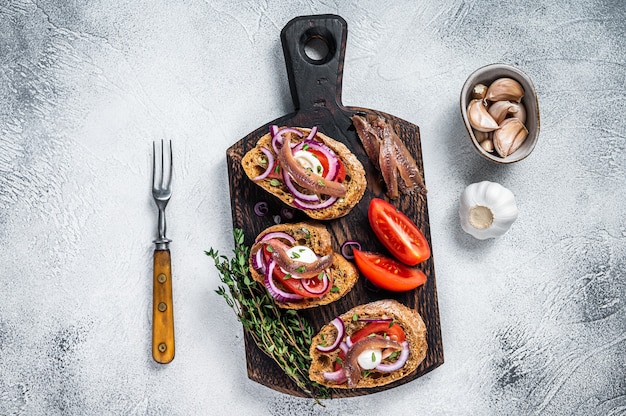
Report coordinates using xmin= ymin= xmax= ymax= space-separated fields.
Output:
xmin=368 ymin=198 xmax=430 ymax=266
xmin=353 ymin=249 xmax=426 ymax=292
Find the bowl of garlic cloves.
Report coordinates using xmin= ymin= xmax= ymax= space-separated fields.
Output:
xmin=460 ymin=63 xmax=540 ymax=163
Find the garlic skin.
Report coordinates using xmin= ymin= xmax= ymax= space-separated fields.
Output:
xmin=459 ymin=181 xmax=518 ymax=240
xmin=493 ymin=118 xmax=528 ymax=158
xmin=485 ymin=78 xmax=524 ymax=102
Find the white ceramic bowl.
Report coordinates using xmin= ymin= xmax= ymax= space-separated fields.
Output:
xmin=460 ymin=63 xmax=540 ymax=164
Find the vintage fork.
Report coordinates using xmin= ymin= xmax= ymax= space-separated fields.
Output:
xmin=151 ymin=140 xmax=175 ymax=364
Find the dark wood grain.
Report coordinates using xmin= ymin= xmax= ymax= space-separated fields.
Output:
xmin=226 ymin=14 xmax=443 ymax=398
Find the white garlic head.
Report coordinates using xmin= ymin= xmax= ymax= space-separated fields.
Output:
xmin=459 ymin=181 xmax=518 ymax=240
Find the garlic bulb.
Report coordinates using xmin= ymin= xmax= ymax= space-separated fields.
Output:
xmin=459 ymin=181 xmax=518 ymax=240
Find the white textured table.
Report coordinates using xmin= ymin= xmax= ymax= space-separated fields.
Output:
xmin=1 ymin=1 xmax=624 ymax=415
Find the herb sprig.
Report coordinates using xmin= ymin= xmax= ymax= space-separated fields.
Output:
xmin=206 ymin=228 xmax=329 ymax=400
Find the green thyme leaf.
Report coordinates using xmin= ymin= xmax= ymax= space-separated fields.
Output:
xmin=207 ymin=229 xmax=329 ymax=401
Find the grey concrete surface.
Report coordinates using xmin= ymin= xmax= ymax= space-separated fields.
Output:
xmin=1 ymin=1 xmax=625 ymax=415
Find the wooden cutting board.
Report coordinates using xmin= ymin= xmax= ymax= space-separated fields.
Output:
xmin=226 ymin=14 xmax=443 ymax=398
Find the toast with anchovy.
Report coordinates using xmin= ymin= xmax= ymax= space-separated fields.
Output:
xmin=309 ymin=299 xmax=427 ymax=388
xmin=249 ymin=221 xmax=359 ymax=309
xmin=242 ymin=126 xmax=366 ymax=220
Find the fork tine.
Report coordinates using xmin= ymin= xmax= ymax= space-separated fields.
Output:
xmin=157 ymin=140 xmax=172 ymax=190
xmin=152 ymin=140 xmax=158 ymax=191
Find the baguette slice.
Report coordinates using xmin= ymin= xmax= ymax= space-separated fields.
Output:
xmin=242 ymin=127 xmax=366 ymax=220
xmin=309 ymin=299 xmax=427 ymax=388
xmin=249 ymin=221 xmax=359 ymax=309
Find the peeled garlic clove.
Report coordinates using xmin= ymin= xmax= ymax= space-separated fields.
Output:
xmin=480 ymin=138 xmax=495 ymax=153
xmin=467 ymin=99 xmax=499 ymax=132
xmin=493 ymin=118 xmax=528 ymax=157
xmin=474 ymin=130 xmax=491 ymax=142
xmin=488 ymin=100 xmax=517 ymax=124
xmin=486 ymin=78 xmax=524 ymax=102
xmin=472 ymin=84 xmax=488 ymax=100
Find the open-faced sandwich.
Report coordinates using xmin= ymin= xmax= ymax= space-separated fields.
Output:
xmin=249 ymin=221 xmax=359 ymax=309
xmin=309 ymin=299 xmax=427 ymax=388
xmin=242 ymin=126 xmax=366 ymax=220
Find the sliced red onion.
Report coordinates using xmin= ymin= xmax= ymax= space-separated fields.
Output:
xmin=323 ymin=367 xmax=347 ymax=383
xmin=375 ymin=341 xmax=409 ymax=372
xmin=283 ymin=171 xmax=319 ymax=202
xmin=272 ymin=127 xmax=303 ymax=154
xmin=253 ymin=201 xmax=269 ymax=217
xmin=302 ymin=272 xmax=330 ymax=296
xmin=304 ymin=126 xmax=318 ymax=142
xmin=252 ymin=248 xmax=265 ymax=271
xmin=293 ymin=196 xmax=338 ymax=210
xmin=257 ymin=231 xmax=296 ymax=244
xmin=269 ymin=125 xmax=279 ymax=137
xmin=264 ymin=261 xmax=304 ymax=302
xmin=316 ymin=317 xmax=345 ymax=352
xmin=345 ymin=335 xmax=353 ymax=348
xmin=280 ymin=207 xmax=295 ymax=220
xmin=340 ymin=241 xmax=361 ymax=260
xmin=252 ymin=147 xmax=275 ymax=181
xmin=339 ymin=341 xmax=349 ymax=355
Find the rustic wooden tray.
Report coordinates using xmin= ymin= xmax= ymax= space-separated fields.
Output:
xmin=226 ymin=14 xmax=443 ymax=398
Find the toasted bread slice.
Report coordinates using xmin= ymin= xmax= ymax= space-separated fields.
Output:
xmin=309 ymin=299 xmax=427 ymax=388
xmin=242 ymin=127 xmax=366 ymax=220
xmin=249 ymin=221 xmax=359 ymax=309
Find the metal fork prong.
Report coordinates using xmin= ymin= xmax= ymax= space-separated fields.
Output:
xmin=152 ymin=140 xmax=161 ymax=194
xmin=161 ymin=140 xmax=172 ymax=190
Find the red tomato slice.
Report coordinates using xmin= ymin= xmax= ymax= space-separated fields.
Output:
xmin=353 ymin=249 xmax=427 ymax=292
xmin=334 ymin=349 xmax=346 ymax=371
xmin=267 ymin=160 xmax=282 ymax=179
xmin=350 ymin=322 xmax=406 ymax=344
xmin=308 ymin=149 xmax=346 ymax=183
xmin=368 ymin=198 xmax=431 ymax=266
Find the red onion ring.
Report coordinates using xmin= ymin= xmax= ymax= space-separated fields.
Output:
xmin=252 ymin=147 xmax=275 ymax=181
xmin=253 ymin=201 xmax=269 ymax=217
xmin=252 ymin=248 xmax=265 ymax=271
xmin=375 ymin=341 xmax=409 ymax=372
xmin=282 ymin=171 xmax=319 ymax=202
xmin=323 ymin=367 xmax=347 ymax=383
xmin=340 ymin=241 xmax=361 ymax=260
xmin=293 ymin=196 xmax=338 ymax=210
xmin=264 ymin=261 xmax=304 ymax=302
xmin=316 ymin=317 xmax=345 ymax=352
xmin=280 ymin=207 xmax=295 ymax=220
xmin=271 ymin=127 xmax=303 ymax=154
xmin=304 ymin=126 xmax=318 ymax=142
xmin=257 ymin=231 xmax=296 ymax=244
xmin=301 ymin=272 xmax=330 ymax=295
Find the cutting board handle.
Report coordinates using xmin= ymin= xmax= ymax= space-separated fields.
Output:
xmin=280 ymin=14 xmax=347 ymax=112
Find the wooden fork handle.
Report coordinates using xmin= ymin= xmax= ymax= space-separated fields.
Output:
xmin=152 ymin=249 xmax=175 ymax=363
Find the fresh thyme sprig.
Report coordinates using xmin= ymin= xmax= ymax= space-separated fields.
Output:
xmin=206 ymin=228 xmax=329 ymax=400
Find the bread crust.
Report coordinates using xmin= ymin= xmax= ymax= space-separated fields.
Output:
xmin=309 ymin=299 xmax=427 ymax=388
xmin=241 ymin=127 xmax=366 ymax=220
xmin=249 ymin=222 xmax=359 ymax=309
